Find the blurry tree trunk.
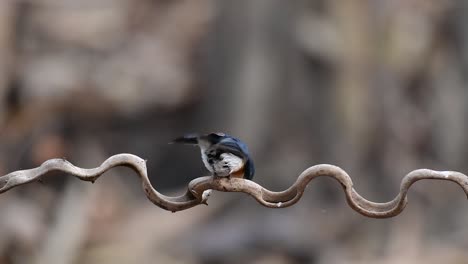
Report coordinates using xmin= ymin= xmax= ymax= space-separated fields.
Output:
xmin=0 ymin=2 xmax=16 ymax=124
xmin=33 ymin=141 xmax=103 ymax=264
xmin=205 ymin=0 xmax=291 ymax=154
xmin=332 ymin=0 xmax=374 ymax=169
xmin=224 ymin=0 xmax=286 ymax=151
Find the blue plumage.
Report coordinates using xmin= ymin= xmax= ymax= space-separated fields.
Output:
xmin=172 ymin=133 xmax=255 ymax=180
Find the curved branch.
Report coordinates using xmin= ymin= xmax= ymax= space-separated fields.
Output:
xmin=0 ymin=153 xmax=467 ymax=218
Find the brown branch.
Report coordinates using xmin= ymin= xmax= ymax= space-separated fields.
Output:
xmin=0 ymin=153 xmax=467 ymax=218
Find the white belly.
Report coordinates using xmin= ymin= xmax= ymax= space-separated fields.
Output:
xmin=218 ymin=153 xmax=244 ymax=175
xmin=200 ymin=151 xmax=244 ymax=177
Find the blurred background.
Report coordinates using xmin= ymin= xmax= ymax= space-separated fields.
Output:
xmin=0 ymin=0 xmax=468 ymax=263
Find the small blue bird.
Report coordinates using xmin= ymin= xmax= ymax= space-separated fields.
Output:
xmin=172 ymin=132 xmax=255 ymax=180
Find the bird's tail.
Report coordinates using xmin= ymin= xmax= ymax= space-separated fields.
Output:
xmin=170 ymin=134 xmax=199 ymax=144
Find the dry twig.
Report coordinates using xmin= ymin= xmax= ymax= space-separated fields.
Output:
xmin=0 ymin=153 xmax=467 ymax=218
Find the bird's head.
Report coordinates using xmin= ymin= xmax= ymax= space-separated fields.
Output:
xmin=200 ymin=132 xmax=227 ymax=144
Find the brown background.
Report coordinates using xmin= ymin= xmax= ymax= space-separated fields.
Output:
xmin=0 ymin=0 xmax=467 ymax=263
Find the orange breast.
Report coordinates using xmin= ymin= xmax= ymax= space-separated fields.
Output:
xmin=230 ymin=167 xmax=246 ymax=178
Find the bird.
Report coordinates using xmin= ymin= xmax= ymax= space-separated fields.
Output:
xmin=171 ymin=132 xmax=255 ymax=180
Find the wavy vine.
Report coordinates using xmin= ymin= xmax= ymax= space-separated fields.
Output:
xmin=0 ymin=153 xmax=467 ymax=218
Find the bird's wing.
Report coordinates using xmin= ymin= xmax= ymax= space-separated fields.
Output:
xmin=214 ymin=141 xmax=249 ymax=161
